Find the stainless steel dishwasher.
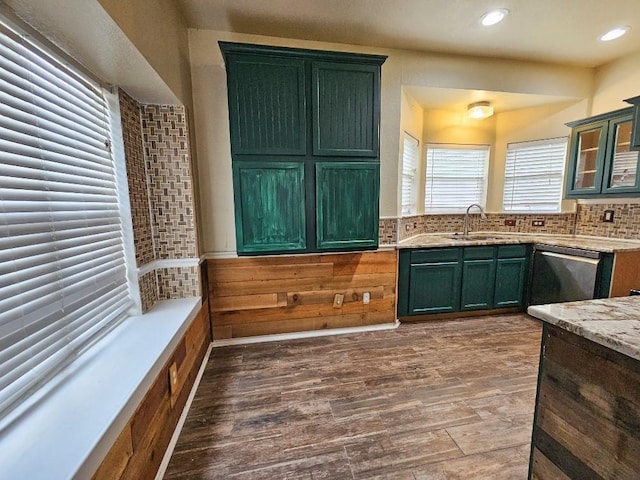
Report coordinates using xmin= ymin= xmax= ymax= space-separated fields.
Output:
xmin=529 ymin=244 xmax=603 ymax=305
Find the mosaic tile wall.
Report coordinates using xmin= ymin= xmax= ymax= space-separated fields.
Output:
xmin=118 ymin=92 xmax=201 ymax=310
xmin=157 ymin=266 xmax=201 ymax=300
xmin=575 ymin=203 xmax=640 ymax=240
xmin=141 ymin=105 xmax=198 ymax=260
xmin=378 ymin=218 xmax=398 ymax=245
xmin=119 ymin=90 xmax=154 ymax=267
xmin=397 ymin=213 xmax=577 ymax=241
xmin=139 ymin=271 xmax=159 ymax=312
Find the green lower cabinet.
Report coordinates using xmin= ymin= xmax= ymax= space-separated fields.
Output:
xmin=398 ymin=245 xmax=531 ymax=317
xmin=315 ymin=162 xmax=379 ymax=250
xmin=461 ymin=259 xmax=496 ymax=311
xmin=233 ymin=162 xmax=306 ymax=254
xmin=494 ymin=257 xmax=528 ymax=307
xmin=409 ymin=261 xmax=462 ymax=314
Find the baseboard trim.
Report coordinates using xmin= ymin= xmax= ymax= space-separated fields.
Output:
xmin=154 ymin=342 xmax=213 ymax=480
xmin=213 ymin=321 xmax=400 ymax=347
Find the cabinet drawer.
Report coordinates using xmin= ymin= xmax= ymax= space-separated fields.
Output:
xmin=463 ymin=246 xmax=495 ymax=260
xmin=411 ymin=248 xmax=459 ymax=264
xmin=497 ymin=244 xmax=528 ymax=258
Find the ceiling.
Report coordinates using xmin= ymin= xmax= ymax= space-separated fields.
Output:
xmin=403 ymin=86 xmax=582 ymax=114
xmin=177 ymin=0 xmax=640 ymax=68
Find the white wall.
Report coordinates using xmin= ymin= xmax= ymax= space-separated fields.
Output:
xmin=97 ymin=0 xmax=193 ymax=108
xmin=592 ymin=49 xmax=640 ymax=115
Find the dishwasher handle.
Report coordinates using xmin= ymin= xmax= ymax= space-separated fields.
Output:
xmin=534 ymin=244 xmax=601 ymax=259
xmin=538 ymin=250 xmax=601 ymax=266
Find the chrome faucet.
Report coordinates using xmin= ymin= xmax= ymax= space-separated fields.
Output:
xmin=463 ymin=203 xmax=487 ymax=236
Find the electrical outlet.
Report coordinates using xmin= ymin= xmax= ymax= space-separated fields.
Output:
xmin=504 ymin=219 xmax=516 ymax=226
xmin=362 ymin=292 xmax=371 ymax=304
xmin=603 ymin=210 xmax=614 ymax=222
xmin=532 ymin=220 xmax=545 ymax=227
xmin=333 ymin=293 xmax=344 ymax=308
xmin=169 ymin=362 xmax=178 ymax=395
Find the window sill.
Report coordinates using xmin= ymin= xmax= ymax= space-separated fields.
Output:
xmin=0 ymin=297 xmax=202 ymax=480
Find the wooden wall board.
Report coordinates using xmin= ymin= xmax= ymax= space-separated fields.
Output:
xmin=207 ymin=251 xmax=397 ymax=338
xmin=92 ymin=301 xmax=211 ymax=480
xmin=530 ymin=324 xmax=640 ymax=479
xmin=610 ymin=250 xmax=640 ymax=297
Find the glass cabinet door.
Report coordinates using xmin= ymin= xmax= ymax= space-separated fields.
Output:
xmin=603 ymin=118 xmax=640 ymax=192
xmin=573 ymin=127 xmax=604 ymax=191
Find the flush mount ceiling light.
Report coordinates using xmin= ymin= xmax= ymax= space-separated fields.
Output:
xmin=599 ymin=26 xmax=631 ymax=42
xmin=467 ymin=101 xmax=494 ymax=119
xmin=480 ymin=8 xmax=509 ymax=26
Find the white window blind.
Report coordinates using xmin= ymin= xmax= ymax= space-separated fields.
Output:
xmin=424 ymin=145 xmax=489 ymax=213
xmin=401 ymin=132 xmax=419 ymax=215
xmin=0 ymin=22 xmax=134 ymax=418
xmin=503 ymin=137 xmax=567 ymax=212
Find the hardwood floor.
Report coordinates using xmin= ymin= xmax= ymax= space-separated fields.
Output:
xmin=164 ymin=314 xmax=542 ymax=479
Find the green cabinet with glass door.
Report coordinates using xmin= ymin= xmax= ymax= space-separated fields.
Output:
xmin=219 ymin=42 xmax=386 ymax=255
xmin=565 ymin=107 xmax=640 ymax=198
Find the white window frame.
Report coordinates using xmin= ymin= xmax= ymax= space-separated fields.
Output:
xmin=401 ymin=132 xmax=419 ymax=215
xmin=424 ymin=144 xmax=490 ymax=213
xmin=0 ymin=18 xmax=137 ymax=422
xmin=502 ymin=137 xmax=568 ymax=213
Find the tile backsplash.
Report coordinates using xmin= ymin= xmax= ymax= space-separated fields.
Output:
xmin=381 ymin=204 xmax=640 ymax=244
xmin=394 ymin=212 xmax=576 ymax=242
xmin=575 ymin=203 xmax=640 ymax=240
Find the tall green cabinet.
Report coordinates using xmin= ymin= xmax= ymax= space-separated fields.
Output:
xmin=220 ymin=42 xmax=386 ymax=255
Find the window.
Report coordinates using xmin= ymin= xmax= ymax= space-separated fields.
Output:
xmin=0 ymin=21 xmax=134 ymax=419
xmin=401 ymin=132 xmax=419 ymax=215
xmin=503 ymin=137 xmax=567 ymax=212
xmin=424 ymin=144 xmax=489 ymax=213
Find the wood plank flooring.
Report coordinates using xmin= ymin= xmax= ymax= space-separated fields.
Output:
xmin=164 ymin=314 xmax=542 ymax=479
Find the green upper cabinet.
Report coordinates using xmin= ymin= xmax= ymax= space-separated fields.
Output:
xmin=316 ymin=162 xmax=379 ymax=249
xmin=602 ymin=114 xmax=640 ymax=194
xmin=233 ymin=162 xmax=306 ymax=254
xmin=220 ymin=42 xmax=386 ymax=255
xmin=624 ymin=95 xmax=640 ymax=150
xmin=224 ymin=54 xmax=306 ymax=156
xmin=312 ymin=62 xmax=380 ymax=157
xmin=566 ymin=108 xmax=640 ymax=198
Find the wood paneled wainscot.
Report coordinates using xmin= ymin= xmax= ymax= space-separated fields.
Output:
xmin=527 ymin=297 xmax=640 ymax=479
xmin=208 ymin=251 xmax=397 ymax=338
xmin=92 ymin=302 xmax=211 ymax=480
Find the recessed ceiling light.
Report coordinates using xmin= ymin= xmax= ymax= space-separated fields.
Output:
xmin=600 ymin=26 xmax=630 ymax=42
xmin=481 ymin=9 xmax=509 ymax=26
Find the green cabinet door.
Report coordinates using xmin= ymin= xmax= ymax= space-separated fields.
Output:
xmin=461 ymin=259 xmax=496 ymax=311
xmin=565 ymin=121 xmax=608 ymax=197
xmin=225 ymin=54 xmax=306 ymax=155
xmin=312 ymin=62 xmax=380 ymax=157
xmin=601 ymin=114 xmax=640 ymax=194
xmin=315 ymin=162 xmax=379 ymax=250
xmin=494 ymin=257 xmax=528 ymax=307
xmin=409 ymin=261 xmax=461 ymax=314
xmin=233 ymin=162 xmax=306 ymax=254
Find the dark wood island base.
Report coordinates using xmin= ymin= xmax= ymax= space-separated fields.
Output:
xmin=528 ymin=306 xmax=640 ymax=479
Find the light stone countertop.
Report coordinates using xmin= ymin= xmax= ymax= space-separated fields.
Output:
xmin=527 ymin=296 xmax=640 ymax=361
xmin=397 ymin=232 xmax=640 ymax=253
